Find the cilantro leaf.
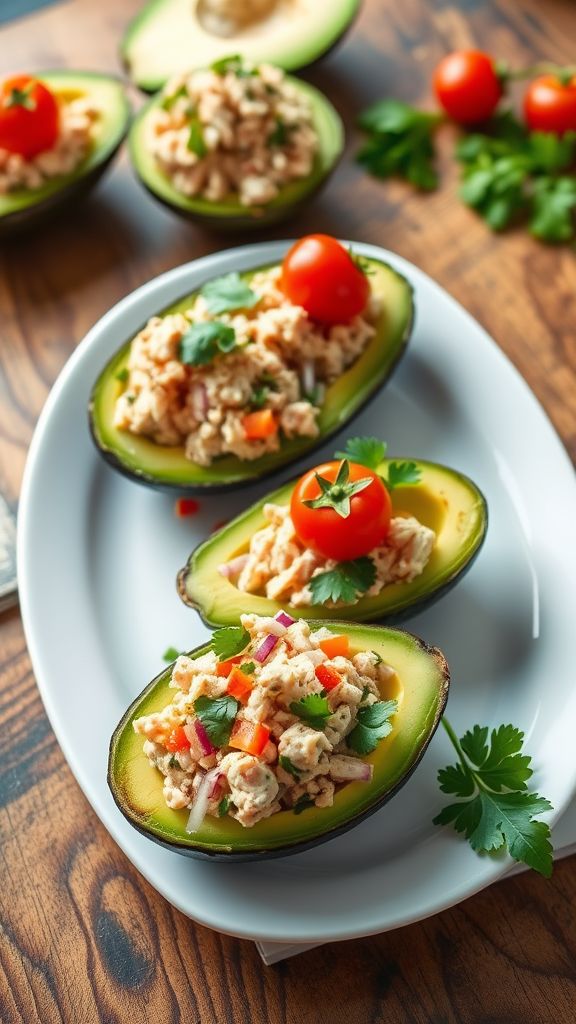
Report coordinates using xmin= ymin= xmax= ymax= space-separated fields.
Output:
xmin=210 ymin=626 xmax=249 ymax=661
xmin=200 ymin=272 xmax=258 ymax=315
xmin=434 ymin=719 xmax=553 ymax=877
xmin=279 ymin=755 xmax=302 ymax=779
xmin=160 ymin=84 xmax=187 ymax=111
xmin=193 ymin=695 xmax=239 ymax=747
xmin=218 ymin=795 xmax=230 ymax=816
xmin=530 ymin=176 xmax=576 ymax=242
xmin=293 ymin=795 xmax=315 ymax=815
xmin=386 ymin=461 xmax=421 ymax=490
xmin=357 ymin=100 xmax=441 ymax=190
xmin=347 ymin=699 xmax=397 ymax=755
xmin=289 ymin=693 xmax=332 ymax=730
xmin=309 ymin=556 xmax=376 ymax=606
xmin=115 ymin=367 xmax=129 ymax=383
xmin=168 ymin=755 xmax=179 ymax=769
xmin=162 ymin=646 xmax=182 ymax=663
xmin=249 ymin=384 xmax=270 ymax=409
xmin=239 ymin=661 xmax=255 ymax=675
xmin=187 ymin=116 xmax=207 ymax=157
xmin=210 ymin=55 xmax=255 ymax=77
xmin=179 ymin=321 xmax=237 ymax=366
xmin=267 ymin=118 xmax=290 ymax=147
xmin=334 ymin=436 xmax=387 ymax=471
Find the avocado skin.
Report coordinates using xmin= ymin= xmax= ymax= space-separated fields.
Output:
xmin=88 ymin=257 xmax=414 ymax=495
xmin=177 ymin=459 xmax=488 ymax=623
xmin=107 ymin=624 xmax=450 ymax=861
xmin=0 ymin=71 xmax=130 ymax=239
xmin=121 ymin=0 xmax=363 ymax=93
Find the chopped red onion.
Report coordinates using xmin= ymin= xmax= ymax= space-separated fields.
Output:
xmin=275 ymin=610 xmax=295 ymax=627
xmin=218 ymin=554 xmax=249 ymax=579
xmin=192 ymin=382 xmax=209 ymax=420
xmin=208 ymin=770 xmax=225 ymax=799
xmin=185 ymin=766 xmax=220 ymax=833
xmin=254 ymin=633 xmax=279 ymax=663
xmin=193 ymin=719 xmax=215 ymax=756
xmin=328 ymin=756 xmax=373 ymax=783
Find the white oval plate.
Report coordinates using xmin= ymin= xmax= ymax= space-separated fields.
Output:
xmin=19 ymin=242 xmax=576 ymax=944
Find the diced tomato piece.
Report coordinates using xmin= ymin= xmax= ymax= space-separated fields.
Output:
xmin=227 ymin=666 xmax=255 ymax=704
xmin=319 ymin=635 xmax=350 ymax=659
xmin=165 ymin=725 xmax=191 ymax=752
xmin=216 ymin=656 xmax=242 ymax=678
xmin=229 ymin=719 xmax=270 ymax=756
xmin=242 ymin=409 xmax=278 ymax=440
xmin=315 ymin=664 xmax=341 ymax=691
xmin=175 ymin=497 xmax=200 ymax=517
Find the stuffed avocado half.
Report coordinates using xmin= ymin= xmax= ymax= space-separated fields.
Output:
xmin=179 ymin=454 xmax=488 ymax=625
xmin=0 ymin=72 xmax=130 ymax=237
xmin=122 ymin=0 xmax=361 ymax=93
xmin=108 ymin=619 xmax=450 ymax=860
xmin=89 ymin=251 xmax=414 ymax=494
xmin=129 ymin=73 xmax=344 ymax=230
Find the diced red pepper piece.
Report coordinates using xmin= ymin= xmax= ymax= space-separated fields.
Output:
xmin=217 ymin=656 xmax=242 ymax=678
xmin=315 ymin=664 xmax=342 ymax=692
xmin=175 ymin=498 xmax=200 ymax=517
xmin=229 ymin=719 xmax=270 ymax=756
xmin=242 ymin=409 xmax=278 ymax=440
xmin=165 ymin=725 xmax=191 ymax=752
xmin=318 ymin=635 xmax=350 ymax=659
xmin=227 ymin=666 xmax=255 ymax=704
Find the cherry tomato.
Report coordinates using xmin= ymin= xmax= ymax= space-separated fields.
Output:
xmin=524 ymin=75 xmax=576 ymax=135
xmin=433 ymin=50 xmax=502 ymax=124
xmin=290 ymin=460 xmax=392 ymax=561
xmin=281 ymin=234 xmax=370 ymax=325
xmin=0 ymin=74 xmax=59 ymax=159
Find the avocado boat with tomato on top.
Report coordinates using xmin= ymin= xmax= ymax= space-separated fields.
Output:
xmin=178 ymin=436 xmax=488 ymax=625
xmin=89 ymin=236 xmax=414 ymax=493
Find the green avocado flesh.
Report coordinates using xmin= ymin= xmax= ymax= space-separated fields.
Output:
xmin=0 ymin=72 xmax=129 ymax=231
xmin=122 ymin=0 xmax=361 ymax=92
xmin=180 ymin=459 xmax=488 ymax=625
xmin=108 ymin=623 xmax=450 ymax=858
xmin=129 ymin=77 xmax=343 ymax=227
xmin=89 ymin=257 xmax=413 ymax=493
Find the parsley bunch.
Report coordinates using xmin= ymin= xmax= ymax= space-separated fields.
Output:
xmin=435 ymin=719 xmax=553 ymax=877
xmin=357 ymin=99 xmax=441 ymax=190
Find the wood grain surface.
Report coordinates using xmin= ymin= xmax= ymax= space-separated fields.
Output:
xmin=1 ymin=1 xmax=576 ymax=1021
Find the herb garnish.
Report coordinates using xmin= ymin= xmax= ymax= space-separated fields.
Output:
xmin=293 ymin=795 xmax=315 ymax=815
xmin=289 ymin=693 xmax=332 ymax=730
xmin=115 ymin=367 xmax=129 ymax=383
xmin=218 ymin=795 xmax=230 ymax=816
xmin=200 ymin=272 xmax=258 ymax=315
xmin=309 ymin=556 xmax=376 ymax=606
xmin=168 ymin=755 xmax=179 ymax=769
xmin=240 ymin=661 xmax=256 ymax=675
xmin=279 ymin=755 xmax=302 ymax=779
xmin=357 ymin=99 xmax=441 ymax=191
xmin=162 ymin=646 xmax=182 ymax=663
xmin=334 ymin=437 xmax=421 ymax=492
xmin=193 ymin=695 xmax=240 ymax=747
xmin=161 ymin=84 xmax=187 ymax=111
xmin=249 ymin=384 xmax=271 ymax=409
xmin=211 ymin=55 xmax=256 ymax=77
xmin=347 ymin=699 xmax=397 ymax=755
xmin=210 ymin=625 xmax=250 ymax=661
xmin=187 ymin=115 xmax=207 ymax=157
xmin=434 ymin=719 xmax=553 ymax=877
xmin=179 ymin=321 xmax=237 ymax=366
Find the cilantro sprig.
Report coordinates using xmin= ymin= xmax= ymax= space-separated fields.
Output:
xmin=279 ymin=755 xmax=302 ymax=779
xmin=434 ymin=719 xmax=553 ymax=877
xmin=187 ymin=115 xmax=207 ymax=157
xmin=162 ymin=645 xmax=182 ymax=663
xmin=200 ymin=272 xmax=258 ymax=315
xmin=347 ymin=699 xmax=398 ymax=755
xmin=309 ymin=556 xmax=376 ymax=606
xmin=193 ymin=695 xmax=239 ymax=747
xmin=357 ymin=99 xmax=441 ymax=190
xmin=210 ymin=625 xmax=250 ymax=661
xmin=334 ymin=436 xmax=422 ymax=492
xmin=289 ymin=693 xmax=332 ymax=730
xmin=179 ymin=321 xmax=237 ymax=366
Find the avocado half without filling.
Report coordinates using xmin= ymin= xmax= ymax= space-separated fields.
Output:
xmin=108 ymin=618 xmax=450 ymax=859
xmin=89 ymin=256 xmax=414 ymax=493
xmin=129 ymin=67 xmax=344 ymax=229
xmin=0 ymin=72 xmax=130 ymax=237
xmin=179 ymin=458 xmax=488 ymax=624
xmin=122 ymin=0 xmax=361 ymax=92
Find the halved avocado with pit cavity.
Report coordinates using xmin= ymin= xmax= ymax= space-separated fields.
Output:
xmin=129 ymin=76 xmax=343 ymax=229
xmin=179 ymin=459 xmax=488 ymax=624
xmin=122 ymin=0 xmax=361 ymax=93
xmin=108 ymin=622 xmax=449 ymax=860
xmin=88 ymin=256 xmax=414 ymax=493
xmin=0 ymin=72 xmax=130 ymax=238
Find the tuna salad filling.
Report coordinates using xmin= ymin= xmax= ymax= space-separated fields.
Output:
xmin=133 ymin=612 xmax=398 ymax=828
xmin=113 ymin=266 xmax=379 ymax=465
xmin=147 ymin=59 xmax=318 ymax=207
xmin=220 ymin=503 xmax=436 ymax=606
xmin=0 ymin=95 xmax=98 ymax=194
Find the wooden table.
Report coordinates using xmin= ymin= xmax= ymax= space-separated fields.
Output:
xmin=2 ymin=0 xmax=576 ymax=1020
